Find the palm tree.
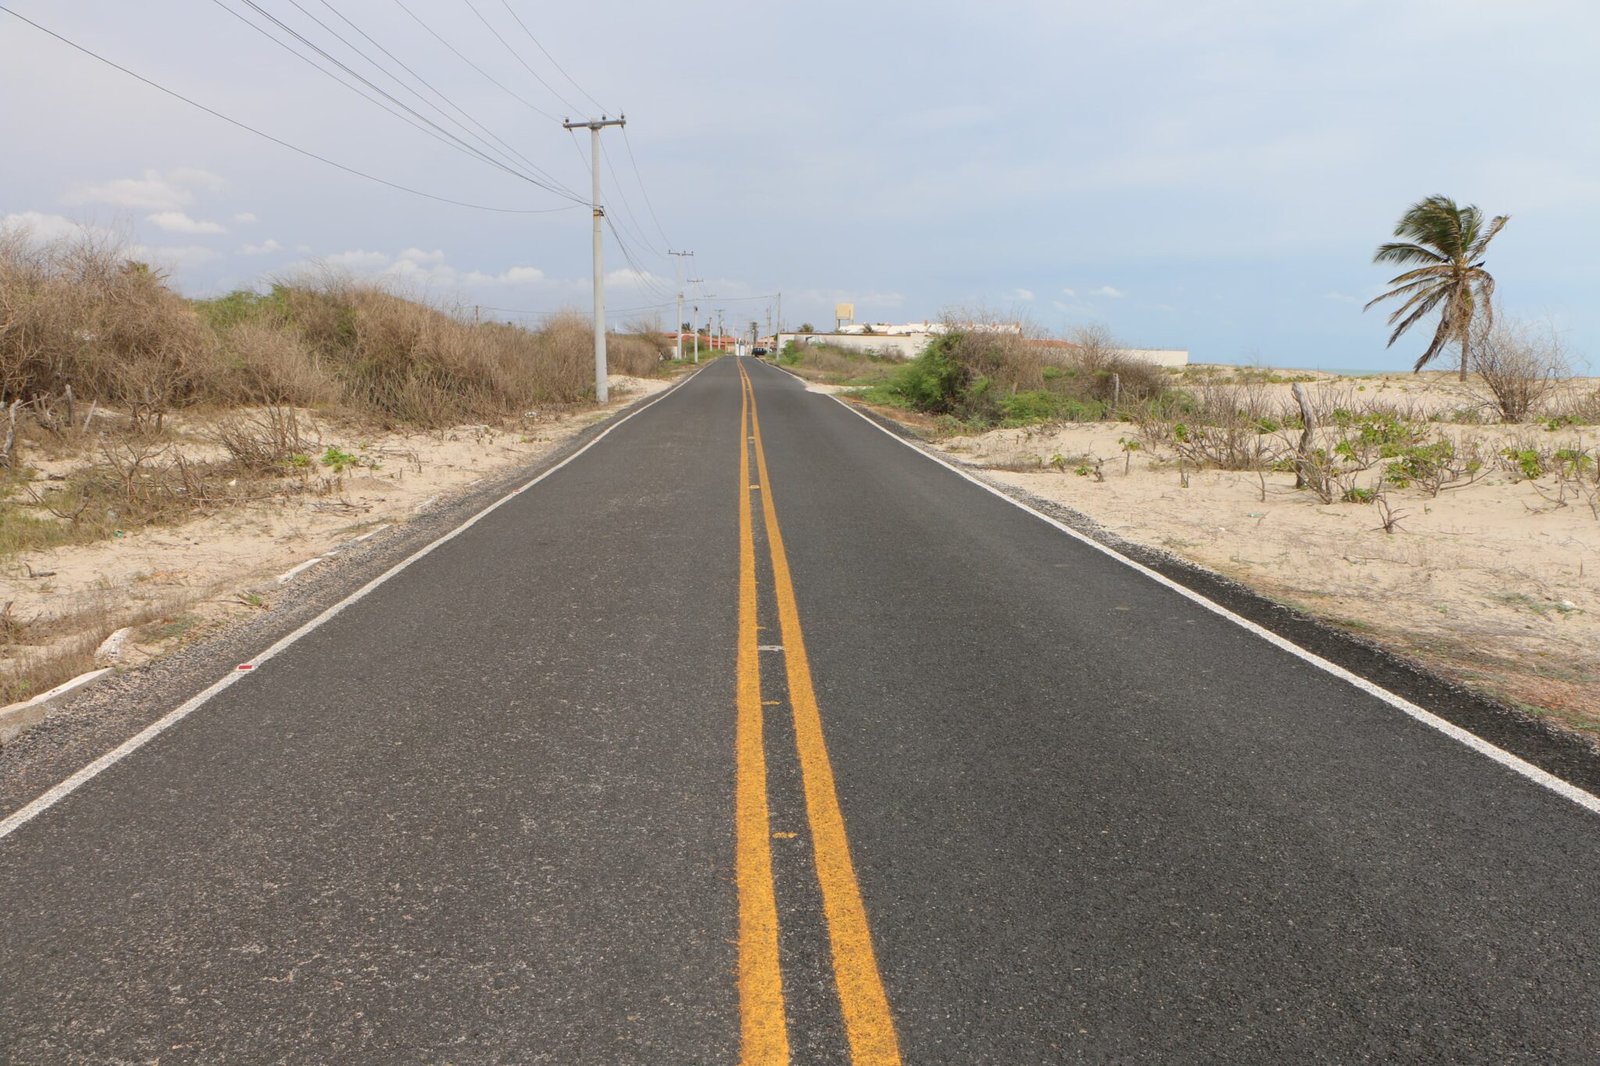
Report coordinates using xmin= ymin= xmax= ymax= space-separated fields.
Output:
xmin=1365 ymin=195 xmax=1508 ymax=380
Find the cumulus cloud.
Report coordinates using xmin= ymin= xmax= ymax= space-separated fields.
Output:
xmin=1 ymin=211 xmax=112 ymax=243
xmin=311 ymin=247 xmax=548 ymax=288
xmin=1011 ymin=288 xmax=1035 ymax=302
xmin=1061 ymin=287 xmax=1077 ymax=297
xmin=64 ymin=170 xmax=191 ymax=211
xmin=234 ymin=212 xmax=259 ymax=224
xmin=605 ymin=267 xmax=664 ymax=286
xmin=1091 ymin=285 xmax=1126 ymax=298
xmin=239 ymin=239 xmax=284 ymax=255
xmin=147 ymin=211 xmax=226 ymax=235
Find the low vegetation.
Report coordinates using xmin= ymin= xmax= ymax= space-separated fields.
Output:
xmin=0 ymin=227 xmax=676 ymax=706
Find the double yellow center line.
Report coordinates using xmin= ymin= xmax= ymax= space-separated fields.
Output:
xmin=735 ymin=360 xmax=902 ymax=1065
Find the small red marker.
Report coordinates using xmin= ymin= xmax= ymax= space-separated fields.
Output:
xmin=237 ymin=663 xmax=255 ymax=671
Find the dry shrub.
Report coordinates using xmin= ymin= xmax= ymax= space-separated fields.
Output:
xmin=1060 ymin=324 xmax=1169 ymax=408
xmin=0 ymin=226 xmax=220 ymax=425
xmin=1471 ymin=318 xmax=1569 ymax=422
xmin=214 ymin=405 xmax=315 ymax=474
xmin=216 ymin=321 xmax=339 ymax=407
xmin=606 ymin=333 xmax=662 ymax=377
xmin=274 ymin=279 xmax=596 ymax=425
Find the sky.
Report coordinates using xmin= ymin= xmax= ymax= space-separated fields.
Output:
xmin=3 ymin=0 xmax=1597 ymax=371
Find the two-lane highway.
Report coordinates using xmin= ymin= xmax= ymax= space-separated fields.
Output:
xmin=4 ymin=356 xmax=1600 ymax=1062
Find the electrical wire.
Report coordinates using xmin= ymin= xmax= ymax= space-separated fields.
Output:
xmin=603 ymin=216 xmax=676 ymax=302
xmin=310 ymin=0 xmax=577 ymax=199
xmin=459 ymin=0 xmax=579 ymax=115
xmin=600 ymin=140 xmax=666 ymax=261
xmin=390 ymin=0 xmax=560 ymax=123
xmin=294 ymin=0 xmax=581 ymax=198
xmin=496 ymin=0 xmax=606 ymax=114
xmin=0 ymin=5 xmax=578 ymax=214
xmin=621 ymin=126 xmax=673 ymax=250
xmin=212 ymin=0 xmax=582 ymax=201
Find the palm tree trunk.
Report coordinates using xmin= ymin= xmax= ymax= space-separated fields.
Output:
xmin=1459 ymin=333 xmax=1470 ymax=381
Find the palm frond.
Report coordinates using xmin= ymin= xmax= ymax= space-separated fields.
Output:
xmin=1373 ymin=241 xmax=1447 ymax=267
xmin=1411 ymin=313 xmax=1460 ymax=371
xmin=1385 ymin=288 xmax=1449 ymax=345
xmin=1467 ymin=214 xmax=1510 ymax=260
xmin=1384 ymin=283 xmax=1451 ymax=324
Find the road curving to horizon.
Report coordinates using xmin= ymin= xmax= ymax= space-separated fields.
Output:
xmin=4 ymin=355 xmax=1600 ymax=1063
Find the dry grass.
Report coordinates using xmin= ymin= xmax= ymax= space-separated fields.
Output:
xmin=1 ymin=228 xmax=647 ymax=431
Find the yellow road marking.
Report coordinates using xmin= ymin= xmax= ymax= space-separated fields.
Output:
xmin=736 ymin=366 xmax=789 ymax=1064
xmin=740 ymin=360 xmax=904 ymax=1065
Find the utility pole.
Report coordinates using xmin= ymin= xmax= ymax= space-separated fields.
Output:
xmin=691 ymin=284 xmax=710 ymax=362
xmin=716 ymin=309 xmax=725 ymax=353
xmin=563 ymin=114 xmax=626 ymax=403
xmin=669 ymin=250 xmax=694 ymax=361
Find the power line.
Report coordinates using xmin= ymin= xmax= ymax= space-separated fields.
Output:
xmin=296 ymin=0 xmax=581 ymax=198
xmin=621 ymin=126 xmax=673 ymax=250
xmin=390 ymin=0 xmax=561 ymax=123
xmin=309 ymin=0 xmax=577 ymax=199
xmin=497 ymin=0 xmax=606 ymax=114
xmin=0 ymin=4 xmax=578 ymax=214
xmin=459 ymin=0 xmax=579 ymax=114
xmin=212 ymin=0 xmax=582 ymax=201
xmin=600 ymin=140 xmax=666 ymax=260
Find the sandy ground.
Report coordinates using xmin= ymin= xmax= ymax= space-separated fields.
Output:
xmin=1 ymin=374 xmax=670 ymax=693
xmin=872 ymin=370 xmax=1600 ymax=729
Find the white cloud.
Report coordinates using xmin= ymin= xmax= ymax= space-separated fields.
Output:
xmin=462 ymin=265 xmax=545 ymax=285
xmin=309 ymin=247 xmax=548 ymax=288
xmin=147 ymin=211 xmax=226 ymax=235
xmin=605 ymin=267 xmax=664 ymax=286
xmin=64 ymin=170 xmax=192 ymax=211
xmin=234 ymin=212 xmax=259 ymax=224
xmin=239 ymin=239 xmax=284 ymax=255
xmin=1 ymin=211 xmax=111 ymax=243
xmin=1011 ymin=288 xmax=1035 ymax=302
xmin=1091 ymin=285 xmax=1126 ymax=298
xmin=1061 ymin=287 xmax=1077 ymax=298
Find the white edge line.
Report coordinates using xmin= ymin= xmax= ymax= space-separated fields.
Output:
xmin=0 ymin=372 xmax=705 ymax=844
xmin=808 ymin=376 xmax=1600 ymax=817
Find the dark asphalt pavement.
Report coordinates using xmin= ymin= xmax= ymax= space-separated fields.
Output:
xmin=3 ymin=356 xmax=1599 ymax=1063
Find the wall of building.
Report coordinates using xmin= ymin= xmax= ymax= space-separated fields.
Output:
xmin=776 ymin=332 xmax=933 ymax=360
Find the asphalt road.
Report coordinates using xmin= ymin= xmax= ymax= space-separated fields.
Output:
xmin=3 ymin=356 xmax=1600 ymax=1063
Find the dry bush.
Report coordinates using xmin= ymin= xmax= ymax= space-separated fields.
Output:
xmin=216 ymin=321 xmax=340 ymax=407
xmin=938 ymin=307 xmax=1045 ymax=393
xmin=1060 ymin=324 xmax=1171 ymax=409
xmin=214 ymin=405 xmax=315 ymax=474
xmin=272 ymin=279 xmax=597 ymax=425
xmin=0 ymin=226 xmax=219 ymax=426
xmin=606 ymin=333 xmax=663 ymax=377
xmin=1140 ymin=382 xmax=1291 ymax=471
xmin=1471 ymin=318 xmax=1570 ymax=422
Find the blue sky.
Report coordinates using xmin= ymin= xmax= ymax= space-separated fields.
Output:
xmin=3 ymin=0 xmax=1596 ymax=370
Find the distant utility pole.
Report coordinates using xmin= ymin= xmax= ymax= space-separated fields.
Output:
xmin=563 ymin=114 xmax=626 ymax=403
xmin=691 ymin=284 xmax=711 ymax=362
xmin=669 ymin=250 xmax=694 ymax=361
xmin=716 ymin=308 xmax=725 ymax=352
